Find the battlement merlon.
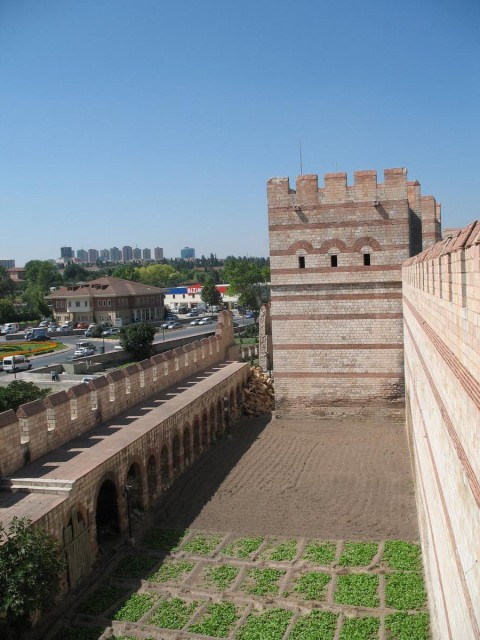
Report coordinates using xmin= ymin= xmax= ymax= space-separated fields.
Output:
xmin=267 ymin=168 xmax=411 ymax=209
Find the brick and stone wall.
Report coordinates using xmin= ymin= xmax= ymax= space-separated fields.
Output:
xmin=268 ymin=168 xmax=441 ymax=416
xmin=403 ymin=221 xmax=480 ymax=639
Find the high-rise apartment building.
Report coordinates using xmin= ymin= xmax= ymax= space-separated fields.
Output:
xmin=110 ymin=247 xmax=122 ymax=261
xmin=180 ymin=246 xmax=195 ymax=259
xmin=88 ymin=249 xmax=99 ymax=263
xmin=122 ymin=246 xmax=133 ymax=262
xmin=154 ymin=247 xmax=163 ymax=260
xmin=60 ymin=247 xmax=74 ymax=260
xmin=100 ymin=249 xmax=110 ymax=260
xmin=0 ymin=259 xmax=15 ymax=268
xmin=133 ymin=248 xmax=141 ymax=260
xmin=142 ymin=248 xmax=151 ymax=261
xmin=77 ymin=249 xmax=88 ymax=263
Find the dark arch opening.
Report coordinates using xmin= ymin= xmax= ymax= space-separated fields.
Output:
xmin=183 ymin=424 xmax=191 ymax=467
xmin=209 ymin=406 xmax=216 ymax=443
xmin=160 ymin=445 xmax=170 ymax=488
xmin=96 ymin=479 xmax=120 ymax=546
xmin=216 ymin=399 xmax=223 ymax=439
xmin=201 ymin=412 xmax=209 ymax=450
xmin=172 ymin=434 xmax=181 ymax=472
xmin=126 ymin=462 xmax=144 ymax=511
xmin=147 ymin=455 xmax=157 ymax=502
xmin=236 ymin=384 xmax=242 ymax=409
xmin=193 ymin=417 xmax=201 ymax=458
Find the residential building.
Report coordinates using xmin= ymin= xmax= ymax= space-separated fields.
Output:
xmin=88 ymin=249 xmax=99 ymax=263
xmin=154 ymin=247 xmax=163 ymax=260
xmin=0 ymin=259 xmax=15 ymax=268
xmin=110 ymin=247 xmax=122 ymax=261
xmin=142 ymin=248 xmax=151 ymax=261
xmin=133 ymin=248 xmax=142 ymax=260
xmin=100 ymin=249 xmax=110 ymax=260
xmin=46 ymin=276 xmax=165 ymax=325
xmin=76 ymin=249 xmax=88 ymax=263
xmin=122 ymin=246 xmax=133 ymax=262
xmin=180 ymin=247 xmax=195 ymax=259
xmin=60 ymin=247 xmax=74 ymax=260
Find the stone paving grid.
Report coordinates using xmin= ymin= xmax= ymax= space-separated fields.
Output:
xmin=66 ymin=529 xmax=430 ymax=640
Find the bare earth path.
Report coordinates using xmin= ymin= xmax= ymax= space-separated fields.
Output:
xmin=159 ymin=414 xmax=418 ymax=541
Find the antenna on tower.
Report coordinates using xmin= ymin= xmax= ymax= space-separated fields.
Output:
xmin=299 ymin=139 xmax=303 ymax=175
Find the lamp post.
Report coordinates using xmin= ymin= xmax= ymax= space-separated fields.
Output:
xmin=12 ymin=355 xmax=16 ymax=380
xmin=123 ymin=483 xmax=133 ymax=541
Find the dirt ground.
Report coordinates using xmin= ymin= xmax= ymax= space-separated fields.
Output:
xmin=158 ymin=413 xmax=419 ymax=541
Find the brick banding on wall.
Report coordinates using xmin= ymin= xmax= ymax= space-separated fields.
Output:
xmin=275 ymin=343 xmax=403 ymax=350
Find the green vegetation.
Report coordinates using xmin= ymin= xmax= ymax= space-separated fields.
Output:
xmin=222 ymin=536 xmax=264 ymax=558
xmin=339 ymin=616 xmax=380 ymax=640
xmin=294 ymin=571 xmax=331 ymax=600
xmin=189 ymin=602 xmax=239 ymax=637
xmin=182 ymin=532 xmax=222 ymax=555
xmin=223 ymin=258 xmax=270 ymax=311
xmin=385 ymin=572 xmax=427 ymax=610
xmin=338 ymin=542 xmax=378 ymax=567
xmin=56 ymin=627 xmax=105 ymax=640
xmin=143 ymin=528 xmax=188 ymax=552
xmin=0 ymin=380 xmax=51 ymax=412
xmin=289 ymin=610 xmax=337 ymax=640
xmin=0 ymin=517 xmax=64 ymax=632
xmin=243 ymin=567 xmax=285 ymax=596
xmin=385 ymin=613 xmax=430 ymax=640
xmin=303 ymin=541 xmax=337 ymax=564
xmin=77 ymin=583 xmax=128 ymax=615
xmin=383 ymin=540 xmax=422 ymax=571
xmin=147 ymin=560 xmax=194 ymax=583
xmin=205 ymin=564 xmax=240 ymax=590
xmin=148 ymin=597 xmax=199 ymax=629
xmin=264 ymin=538 xmax=297 ymax=561
xmin=119 ymin=322 xmax=157 ymax=360
xmin=201 ymin=276 xmax=223 ymax=309
xmin=236 ymin=608 xmax=293 ymax=640
xmin=112 ymin=555 xmax=158 ymax=578
xmin=113 ymin=593 xmax=156 ymax=622
xmin=334 ymin=574 xmax=380 ymax=608
xmin=0 ymin=340 xmax=61 ymax=358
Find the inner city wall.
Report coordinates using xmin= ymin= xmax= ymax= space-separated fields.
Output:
xmin=403 ymin=221 xmax=480 ymax=640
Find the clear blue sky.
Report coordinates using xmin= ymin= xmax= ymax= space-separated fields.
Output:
xmin=1 ymin=0 xmax=479 ymax=266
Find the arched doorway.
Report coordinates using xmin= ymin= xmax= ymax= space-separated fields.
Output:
xmin=183 ymin=424 xmax=191 ymax=467
xmin=160 ymin=445 xmax=170 ymax=488
xmin=193 ymin=417 xmax=201 ymax=459
xmin=126 ymin=462 xmax=144 ymax=511
xmin=172 ymin=434 xmax=181 ymax=472
xmin=201 ymin=412 xmax=208 ymax=450
xmin=209 ymin=406 xmax=215 ymax=442
xmin=147 ymin=455 xmax=157 ymax=503
xmin=216 ymin=399 xmax=223 ymax=439
xmin=96 ymin=479 xmax=120 ymax=546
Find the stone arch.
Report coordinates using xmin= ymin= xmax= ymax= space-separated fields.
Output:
xmin=172 ymin=433 xmax=181 ymax=472
xmin=126 ymin=461 xmax=144 ymax=511
xmin=95 ymin=477 xmax=120 ymax=546
xmin=160 ymin=444 xmax=170 ymax=488
xmin=147 ymin=455 xmax=157 ymax=502
xmin=209 ymin=405 xmax=216 ymax=443
xmin=319 ymin=239 xmax=348 ymax=253
xmin=352 ymin=236 xmax=382 ymax=252
xmin=236 ymin=384 xmax=242 ymax=409
xmin=201 ymin=411 xmax=209 ymax=450
xmin=287 ymin=240 xmax=314 ymax=255
xmin=63 ymin=506 xmax=92 ymax=588
xmin=216 ymin=399 xmax=223 ymax=439
xmin=193 ymin=416 xmax=201 ymax=459
xmin=183 ymin=423 xmax=192 ymax=467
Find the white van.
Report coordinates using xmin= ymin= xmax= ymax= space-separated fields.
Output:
xmin=2 ymin=355 xmax=32 ymax=373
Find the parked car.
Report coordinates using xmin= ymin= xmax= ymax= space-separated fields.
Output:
xmin=26 ymin=334 xmax=49 ymax=342
xmin=102 ymin=327 xmax=119 ymax=336
xmin=39 ymin=320 xmax=49 ymax=328
xmin=245 ymin=311 xmax=255 ymax=319
xmin=74 ymin=347 xmax=95 ymax=357
xmin=75 ymin=322 xmax=88 ymax=329
xmin=81 ymin=375 xmax=99 ymax=384
xmin=167 ymin=321 xmax=182 ymax=329
xmin=185 ymin=310 xmax=199 ymax=318
xmin=190 ymin=318 xmax=202 ymax=325
xmin=198 ymin=317 xmax=213 ymax=325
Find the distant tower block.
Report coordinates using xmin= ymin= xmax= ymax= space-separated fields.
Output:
xmin=181 ymin=247 xmax=195 ymax=259
xmin=154 ymin=247 xmax=164 ymax=260
xmin=267 ymin=167 xmax=441 ymax=418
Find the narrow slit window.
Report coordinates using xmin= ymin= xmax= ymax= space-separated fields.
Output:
xmin=330 ymin=255 xmax=338 ymax=267
xmin=363 ymin=253 xmax=371 ymax=266
xmin=298 ymin=256 xmax=305 ymax=269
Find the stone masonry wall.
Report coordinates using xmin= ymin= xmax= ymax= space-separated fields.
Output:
xmin=268 ymin=168 xmax=441 ymax=416
xmin=0 ymin=312 xmax=237 ymax=477
xmin=403 ymin=221 xmax=480 ymax=639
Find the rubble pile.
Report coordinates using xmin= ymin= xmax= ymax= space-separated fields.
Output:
xmin=242 ymin=366 xmax=274 ymax=416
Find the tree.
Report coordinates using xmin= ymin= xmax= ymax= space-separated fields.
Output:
xmin=201 ymin=277 xmax=223 ymax=311
xmin=63 ymin=263 xmax=90 ymax=282
xmin=110 ymin=265 xmax=139 ymax=281
xmin=136 ymin=264 xmax=180 ymax=287
xmin=0 ymin=517 xmax=64 ymax=634
xmin=119 ymin=322 xmax=156 ymax=360
xmin=223 ymin=258 xmax=270 ymax=311
xmin=0 ymin=299 xmax=15 ymax=324
xmin=0 ymin=267 xmax=15 ymax=298
xmin=0 ymin=381 xmax=51 ymax=413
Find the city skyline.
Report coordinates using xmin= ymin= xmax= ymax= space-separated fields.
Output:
xmin=1 ymin=1 xmax=479 ymax=266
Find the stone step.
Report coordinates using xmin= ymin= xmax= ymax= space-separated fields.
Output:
xmin=0 ymin=477 xmax=74 ymax=495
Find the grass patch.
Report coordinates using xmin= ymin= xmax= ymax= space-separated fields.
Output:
xmin=339 ymin=616 xmax=380 ymax=639
xmin=236 ymin=608 xmax=293 ymax=640
xmin=112 ymin=555 xmax=158 ymax=578
xmin=385 ymin=573 xmax=427 ymax=610
xmin=263 ymin=539 xmax=297 ymax=562
xmin=385 ymin=612 xmax=430 ymax=640
xmin=303 ymin=541 xmax=336 ymax=565
xmin=0 ymin=341 xmax=62 ymax=358
xmin=334 ymin=574 xmax=379 ymax=608
xmin=222 ymin=536 xmax=264 ymax=558
xmin=148 ymin=597 xmax=199 ymax=629
xmin=205 ymin=564 xmax=240 ymax=590
xmin=383 ymin=541 xmax=422 ymax=571
xmin=143 ymin=528 xmax=188 ymax=552
xmin=113 ymin=592 xmax=156 ymax=622
xmin=243 ymin=567 xmax=285 ymax=596
xmin=294 ymin=571 xmax=331 ymax=600
xmin=338 ymin=542 xmax=378 ymax=567
xmin=289 ymin=610 xmax=337 ymax=639
xmin=189 ymin=602 xmax=239 ymax=637
xmin=182 ymin=532 xmax=222 ymax=555
xmin=147 ymin=559 xmax=194 ymax=583
xmin=76 ymin=582 xmax=128 ymax=615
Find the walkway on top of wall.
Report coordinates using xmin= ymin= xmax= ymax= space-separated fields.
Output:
xmin=0 ymin=360 xmax=247 ymax=525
